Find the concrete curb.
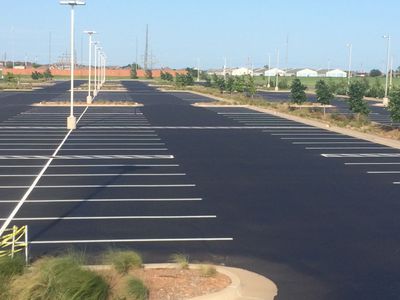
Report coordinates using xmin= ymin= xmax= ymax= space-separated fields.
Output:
xmin=169 ymin=89 xmax=400 ymax=150
xmin=87 ymin=263 xmax=277 ymax=300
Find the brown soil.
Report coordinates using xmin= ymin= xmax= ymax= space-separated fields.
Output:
xmin=98 ymin=267 xmax=231 ymax=300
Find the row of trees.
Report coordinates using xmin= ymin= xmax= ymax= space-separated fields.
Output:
xmin=207 ymin=74 xmax=257 ymax=97
xmin=31 ymin=69 xmax=53 ymax=80
xmin=290 ymin=78 xmax=400 ymax=121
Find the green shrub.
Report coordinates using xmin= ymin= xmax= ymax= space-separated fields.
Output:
xmin=290 ymin=78 xmax=307 ymax=104
xmin=126 ymin=277 xmax=149 ymax=300
xmin=10 ymin=256 xmax=109 ymax=300
xmin=0 ymin=255 xmax=25 ymax=278
xmin=106 ymin=250 xmax=143 ymax=274
xmin=199 ymin=265 xmax=217 ymax=277
xmin=170 ymin=253 xmax=189 ymax=269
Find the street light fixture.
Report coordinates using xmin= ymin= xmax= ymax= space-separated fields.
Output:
xmin=346 ymin=43 xmax=352 ymax=88
xmin=96 ymin=46 xmax=103 ymax=91
xmin=383 ymin=35 xmax=391 ymax=106
xmin=84 ymin=30 xmax=96 ymax=104
xmin=60 ymin=0 xmax=86 ymax=130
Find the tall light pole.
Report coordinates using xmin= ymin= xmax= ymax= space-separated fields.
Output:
xmin=275 ymin=49 xmax=280 ymax=91
xmin=346 ymin=43 xmax=352 ymax=89
xmin=60 ymin=0 xmax=86 ymax=130
xmin=84 ymin=30 xmax=95 ymax=104
xmin=97 ymin=46 xmax=102 ymax=91
xmin=93 ymin=42 xmax=99 ymax=97
xmin=267 ymin=53 xmax=271 ymax=88
xmin=197 ymin=58 xmax=200 ymax=82
xmin=383 ymin=35 xmax=391 ymax=106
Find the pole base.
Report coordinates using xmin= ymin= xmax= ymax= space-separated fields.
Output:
xmin=275 ymin=86 xmax=279 ymax=91
xmin=86 ymin=95 xmax=93 ymax=104
xmin=383 ymin=97 xmax=389 ymax=107
xmin=67 ymin=116 xmax=76 ymax=130
xmin=93 ymin=90 xmax=98 ymax=97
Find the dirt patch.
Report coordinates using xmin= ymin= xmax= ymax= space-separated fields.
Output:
xmin=99 ymin=267 xmax=231 ymax=300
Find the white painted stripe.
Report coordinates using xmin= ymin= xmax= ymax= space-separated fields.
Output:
xmin=0 ymin=164 xmax=179 ymax=168
xmin=62 ymin=143 xmax=165 ymax=145
xmin=293 ymin=142 xmax=371 ymax=145
xmin=0 ymin=154 xmax=174 ymax=160
xmin=271 ymin=134 xmax=342 ymax=136
xmin=29 ymin=237 xmax=233 ymax=244
xmin=58 ymin=148 xmax=169 ymax=151
xmin=0 ymin=184 xmax=196 ymax=189
xmin=345 ymin=162 xmax=400 ymax=165
xmin=322 ymin=153 xmax=400 ymax=158
xmin=280 ymin=137 xmax=355 ymax=140
xmin=217 ymin=112 xmax=265 ymax=115
xmin=0 ymin=127 xmax=64 ymax=129
xmin=0 ymin=215 xmax=215 ymax=221
xmin=367 ymin=171 xmax=400 ymax=174
xmin=0 ymin=198 xmax=202 ymax=203
xmin=81 ymin=126 xmax=315 ymax=129
xmin=0 ymin=106 xmax=89 ymax=237
xmin=307 ymin=147 xmax=392 ymax=150
xmin=0 ymin=173 xmax=186 ymax=177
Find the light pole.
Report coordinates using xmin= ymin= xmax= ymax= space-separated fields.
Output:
xmin=197 ymin=58 xmax=200 ymax=82
xmin=60 ymin=0 xmax=85 ymax=130
xmin=267 ymin=53 xmax=271 ymax=88
xmin=346 ymin=43 xmax=352 ymax=89
xmin=383 ymin=35 xmax=391 ymax=106
xmin=84 ymin=30 xmax=95 ymax=104
xmin=93 ymin=42 xmax=99 ymax=98
xmin=275 ymin=49 xmax=280 ymax=91
xmin=97 ymin=47 xmax=102 ymax=91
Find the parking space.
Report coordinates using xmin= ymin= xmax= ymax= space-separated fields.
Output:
xmin=0 ymin=105 xmax=232 ymax=254
xmin=207 ymin=105 xmax=400 ymax=186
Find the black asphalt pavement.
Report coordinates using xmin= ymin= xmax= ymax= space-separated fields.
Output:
xmin=1 ymin=81 xmax=400 ymax=299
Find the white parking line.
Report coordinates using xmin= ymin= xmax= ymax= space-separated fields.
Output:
xmin=0 ymin=173 xmax=186 ymax=177
xmin=29 ymin=237 xmax=233 ymax=244
xmin=293 ymin=142 xmax=371 ymax=145
xmin=271 ymin=134 xmax=342 ymax=136
xmin=322 ymin=153 xmax=400 ymax=158
xmin=81 ymin=126 xmax=316 ymax=129
xmin=0 ymin=164 xmax=180 ymax=168
xmin=367 ymin=171 xmax=400 ymax=174
xmin=0 ymin=155 xmax=174 ymax=160
xmin=280 ymin=137 xmax=355 ymax=140
xmin=0 ymin=198 xmax=201 ymax=203
xmin=0 ymin=215 xmax=215 ymax=221
xmin=345 ymin=162 xmax=400 ymax=165
xmin=307 ymin=147 xmax=392 ymax=150
xmin=0 ymin=184 xmax=196 ymax=189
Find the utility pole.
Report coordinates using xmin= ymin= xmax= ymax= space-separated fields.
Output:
xmin=389 ymin=56 xmax=394 ymax=89
xmin=135 ymin=36 xmax=138 ymax=72
xmin=383 ymin=35 xmax=391 ymax=106
xmin=197 ymin=58 xmax=200 ymax=82
xmin=144 ymin=24 xmax=149 ymax=72
xmin=223 ymin=57 xmax=227 ymax=80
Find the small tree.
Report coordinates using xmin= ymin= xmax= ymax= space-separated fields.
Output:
xmin=233 ymin=76 xmax=245 ymax=93
xmin=5 ymin=72 xmax=16 ymax=82
xmin=290 ymin=78 xmax=307 ymax=104
xmin=315 ymin=80 xmax=334 ymax=105
xmin=164 ymin=72 xmax=173 ymax=82
xmin=43 ymin=69 xmax=53 ymax=80
xmin=244 ymin=75 xmax=257 ymax=98
xmin=370 ymin=69 xmax=382 ymax=77
xmin=130 ymin=67 xmax=138 ymax=79
xmin=225 ymin=76 xmax=235 ymax=93
xmin=388 ymin=87 xmax=400 ymax=123
xmin=348 ymin=81 xmax=370 ymax=116
xmin=145 ymin=69 xmax=153 ymax=79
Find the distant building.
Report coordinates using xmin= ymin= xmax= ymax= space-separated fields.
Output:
xmin=264 ymin=68 xmax=286 ymax=77
xmin=231 ymin=67 xmax=253 ymax=76
xmin=284 ymin=68 xmax=302 ymax=77
xmin=253 ymin=68 xmax=267 ymax=76
xmin=296 ymin=68 xmax=318 ymax=77
xmin=326 ymin=69 xmax=347 ymax=78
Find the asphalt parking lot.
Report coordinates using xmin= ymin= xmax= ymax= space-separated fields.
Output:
xmin=1 ymin=81 xmax=400 ymax=299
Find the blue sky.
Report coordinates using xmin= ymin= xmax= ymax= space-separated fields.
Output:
xmin=0 ymin=0 xmax=399 ymax=71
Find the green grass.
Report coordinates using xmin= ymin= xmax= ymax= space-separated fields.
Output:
xmin=105 ymin=250 xmax=143 ymax=274
xmin=126 ymin=277 xmax=149 ymax=300
xmin=10 ymin=255 xmax=109 ymax=300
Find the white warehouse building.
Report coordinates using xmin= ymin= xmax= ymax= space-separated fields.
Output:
xmin=296 ymin=68 xmax=318 ymax=77
xmin=326 ymin=69 xmax=347 ymax=78
xmin=231 ymin=67 xmax=253 ymax=76
xmin=264 ymin=68 xmax=286 ymax=77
